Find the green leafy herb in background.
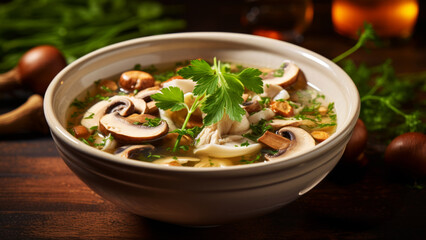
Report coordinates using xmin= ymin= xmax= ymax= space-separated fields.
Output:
xmin=0 ymin=0 xmax=185 ymax=72
xmin=333 ymin=23 xmax=425 ymax=140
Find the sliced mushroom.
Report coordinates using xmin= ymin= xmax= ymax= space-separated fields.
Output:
xmin=134 ymin=87 xmax=160 ymax=115
xmin=81 ymin=96 xmax=146 ymax=132
xmin=134 ymin=87 xmax=160 ymax=101
xmin=265 ymin=126 xmax=315 ymax=161
xmin=258 ymin=131 xmax=291 ymax=150
xmin=99 ymin=112 xmax=168 ymax=144
xmin=114 ymin=144 xmax=155 ymax=160
xmin=263 ymin=62 xmax=300 ymax=88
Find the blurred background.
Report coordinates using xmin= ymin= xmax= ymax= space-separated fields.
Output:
xmin=0 ymin=0 xmax=425 ymax=72
xmin=0 ymin=1 xmax=425 ymax=239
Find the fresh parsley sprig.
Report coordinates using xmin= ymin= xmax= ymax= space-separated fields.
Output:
xmin=151 ymin=58 xmax=264 ymax=152
xmin=178 ymin=58 xmax=263 ymax=125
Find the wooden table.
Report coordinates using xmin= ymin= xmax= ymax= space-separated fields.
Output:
xmin=1 ymin=1 xmax=425 ymax=239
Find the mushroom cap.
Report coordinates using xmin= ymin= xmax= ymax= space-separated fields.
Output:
xmin=99 ymin=112 xmax=168 ymax=144
xmin=262 ymin=62 xmax=300 ymax=88
xmin=114 ymin=144 xmax=155 ymax=159
xmin=134 ymin=87 xmax=160 ymax=102
xmin=265 ymin=126 xmax=315 ymax=161
xmin=81 ymin=96 xmax=146 ymax=132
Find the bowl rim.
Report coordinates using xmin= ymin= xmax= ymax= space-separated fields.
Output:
xmin=44 ymin=31 xmax=360 ymax=173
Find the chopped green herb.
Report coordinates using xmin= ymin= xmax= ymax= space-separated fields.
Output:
xmin=80 ymin=138 xmax=90 ymax=145
xmin=142 ymin=118 xmax=162 ymax=127
xmin=240 ymin=153 xmax=262 ymax=164
xmin=241 ymin=140 xmax=250 ymax=147
xmin=84 ymin=113 xmax=94 ymax=119
xmin=71 ymin=99 xmax=87 ymax=109
xmin=273 ymin=63 xmax=286 ymax=77
xmin=101 ymin=85 xmax=113 ymax=93
xmin=259 ymin=96 xmax=271 ymax=109
xmin=242 ymin=119 xmax=273 ymax=142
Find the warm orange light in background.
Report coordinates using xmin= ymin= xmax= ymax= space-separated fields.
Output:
xmin=252 ymin=29 xmax=283 ymax=40
xmin=332 ymin=0 xmax=419 ymax=39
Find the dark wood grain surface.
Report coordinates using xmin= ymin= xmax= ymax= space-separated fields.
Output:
xmin=1 ymin=1 xmax=425 ymax=239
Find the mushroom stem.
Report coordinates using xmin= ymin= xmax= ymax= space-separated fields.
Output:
xmin=0 ymin=94 xmax=48 ymax=134
xmin=0 ymin=68 xmax=21 ymax=92
xmin=258 ymin=131 xmax=291 ymax=150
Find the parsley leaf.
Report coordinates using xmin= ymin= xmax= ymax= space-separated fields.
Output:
xmin=237 ymin=68 xmax=264 ymax=93
xmin=151 ymin=87 xmax=186 ymax=111
xmin=178 ymin=59 xmax=217 ymax=95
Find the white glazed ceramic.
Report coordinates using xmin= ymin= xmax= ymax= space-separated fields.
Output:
xmin=44 ymin=32 xmax=359 ymax=226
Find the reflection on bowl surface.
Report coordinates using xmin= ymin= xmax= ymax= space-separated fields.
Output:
xmin=44 ymin=32 xmax=359 ymax=226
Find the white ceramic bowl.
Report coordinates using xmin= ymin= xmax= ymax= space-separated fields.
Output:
xmin=44 ymin=32 xmax=359 ymax=226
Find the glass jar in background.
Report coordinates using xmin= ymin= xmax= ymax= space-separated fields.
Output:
xmin=332 ymin=0 xmax=419 ymax=39
xmin=241 ymin=0 xmax=313 ymax=43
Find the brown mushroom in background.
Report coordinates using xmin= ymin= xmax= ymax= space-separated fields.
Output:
xmin=0 ymin=45 xmax=67 ymax=95
xmin=341 ymin=118 xmax=369 ymax=167
xmin=0 ymin=45 xmax=67 ymax=135
xmin=384 ymin=132 xmax=426 ymax=179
